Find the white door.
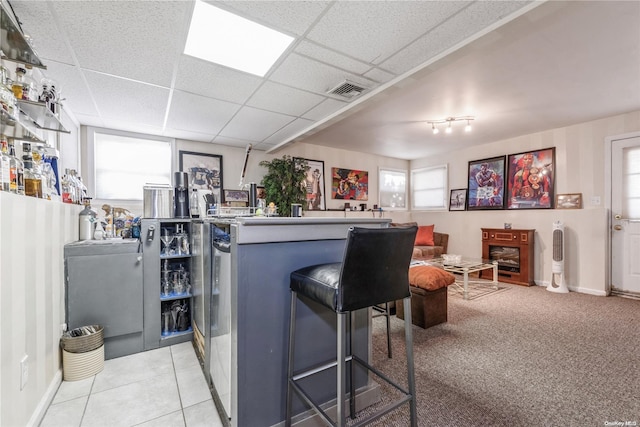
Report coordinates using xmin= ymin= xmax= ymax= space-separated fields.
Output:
xmin=611 ymin=135 xmax=640 ymax=296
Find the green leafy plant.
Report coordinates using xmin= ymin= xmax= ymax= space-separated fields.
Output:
xmin=259 ymin=155 xmax=308 ymax=216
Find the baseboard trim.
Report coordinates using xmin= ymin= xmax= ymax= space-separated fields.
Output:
xmin=27 ymin=369 xmax=62 ymax=427
xmin=534 ymin=281 xmax=607 ymax=296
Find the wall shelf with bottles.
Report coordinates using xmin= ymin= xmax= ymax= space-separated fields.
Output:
xmin=17 ymin=99 xmax=69 ymax=133
xmin=0 ymin=0 xmax=46 ymax=69
xmin=0 ymin=102 xmax=46 ymax=143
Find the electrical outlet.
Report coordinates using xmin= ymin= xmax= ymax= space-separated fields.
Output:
xmin=591 ymin=196 xmax=601 ymax=205
xmin=20 ymin=355 xmax=28 ymax=390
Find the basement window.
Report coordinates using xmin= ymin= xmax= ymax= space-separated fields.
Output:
xmin=411 ymin=165 xmax=448 ymax=210
xmin=87 ymin=128 xmax=173 ymax=201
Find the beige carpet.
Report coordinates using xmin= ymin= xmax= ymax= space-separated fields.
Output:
xmin=350 ymin=283 xmax=640 ymax=426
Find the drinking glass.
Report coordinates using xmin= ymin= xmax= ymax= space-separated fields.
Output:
xmin=160 ymin=228 xmax=174 ymax=256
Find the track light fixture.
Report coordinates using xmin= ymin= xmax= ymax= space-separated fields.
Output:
xmin=426 ymin=116 xmax=475 ymax=135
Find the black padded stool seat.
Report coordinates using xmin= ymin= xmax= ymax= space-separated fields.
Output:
xmin=286 ymin=226 xmax=418 ymax=427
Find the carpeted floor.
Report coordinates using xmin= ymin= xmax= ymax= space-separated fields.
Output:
xmin=353 ymin=284 xmax=640 ymax=426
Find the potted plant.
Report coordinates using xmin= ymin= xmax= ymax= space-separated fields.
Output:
xmin=259 ymin=155 xmax=308 ymax=216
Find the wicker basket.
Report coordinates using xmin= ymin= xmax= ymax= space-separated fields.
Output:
xmin=61 ymin=325 xmax=104 ymax=354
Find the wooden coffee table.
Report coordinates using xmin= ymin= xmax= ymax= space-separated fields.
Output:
xmin=427 ymin=257 xmax=499 ymax=300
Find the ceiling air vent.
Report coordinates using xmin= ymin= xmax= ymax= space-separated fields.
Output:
xmin=327 ymin=80 xmax=368 ymax=100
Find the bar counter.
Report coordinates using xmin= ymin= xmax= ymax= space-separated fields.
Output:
xmin=226 ymin=216 xmax=390 ymax=426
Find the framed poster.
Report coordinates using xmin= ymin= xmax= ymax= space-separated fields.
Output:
xmin=556 ymin=193 xmax=582 ymax=209
xmin=449 ymin=188 xmax=467 ymax=211
xmin=331 ymin=167 xmax=368 ymax=200
xmin=223 ymin=189 xmax=249 ymax=206
xmin=179 ymin=151 xmax=223 ymax=203
xmin=467 ymin=156 xmax=505 ymax=210
xmin=295 ymin=157 xmax=326 ymax=210
xmin=507 ymin=147 xmax=555 ymax=209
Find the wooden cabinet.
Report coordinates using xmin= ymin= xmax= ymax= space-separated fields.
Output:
xmin=481 ymin=228 xmax=535 ymax=286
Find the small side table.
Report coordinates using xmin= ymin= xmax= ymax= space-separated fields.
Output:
xmin=428 ymin=258 xmax=498 ymax=300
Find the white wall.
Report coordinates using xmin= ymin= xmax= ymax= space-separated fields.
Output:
xmin=0 ymin=193 xmax=81 ymax=427
xmin=410 ymin=110 xmax=640 ymax=295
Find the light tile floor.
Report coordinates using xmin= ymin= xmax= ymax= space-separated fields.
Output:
xmin=40 ymin=342 xmax=224 ymax=427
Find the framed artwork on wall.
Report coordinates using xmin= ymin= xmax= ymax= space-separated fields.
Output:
xmin=223 ymin=189 xmax=249 ymax=206
xmin=179 ymin=150 xmax=223 ymax=204
xmin=295 ymin=157 xmax=326 ymax=210
xmin=449 ymin=188 xmax=467 ymax=211
xmin=467 ymin=156 xmax=506 ymax=210
xmin=556 ymin=193 xmax=582 ymax=209
xmin=331 ymin=167 xmax=369 ymax=200
xmin=507 ymin=147 xmax=555 ymax=209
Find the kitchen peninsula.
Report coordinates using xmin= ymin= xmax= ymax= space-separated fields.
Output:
xmin=212 ymin=216 xmax=390 ymax=426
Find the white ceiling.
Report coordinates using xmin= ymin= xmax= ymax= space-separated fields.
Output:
xmin=7 ymin=0 xmax=640 ymax=160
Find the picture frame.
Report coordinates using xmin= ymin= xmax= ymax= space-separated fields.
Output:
xmin=223 ymin=189 xmax=249 ymax=206
xmin=507 ymin=147 xmax=555 ymax=209
xmin=179 ymin=150 xmax=223 ymax=204
xmin=295 ymin=157 xmax=326 ymax=210
xmin=556 ymin=193 xmax=582 ymax=209
xmin=449 ymin=188 xmax=467 ymax=211
xmin=256 ymin=185 xmax=266 ymax=200
xmin=467 ymin=156 xmax=506 ymax=210
xmin=331 ymin=167 xmax=369 ymax=201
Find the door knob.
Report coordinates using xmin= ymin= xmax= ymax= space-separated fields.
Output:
xmin=613 ymin=225 xmax=623 ymax=231
xmin=614 ymin=214 xmax=622 ymax=220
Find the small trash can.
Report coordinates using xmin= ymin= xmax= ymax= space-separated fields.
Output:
xmin=60 ymin=325 xmax=105 ymax=381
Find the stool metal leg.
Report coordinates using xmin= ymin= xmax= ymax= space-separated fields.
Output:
xmin=403 ymin=297 xmax=418 ymax=426
xmin=336 ymin=312 xmax=347 ymax=427
xmin=349 ymin=311 xmax=356 ymax=420
xmin=384 ymin=302 xmax=392 ymax=358
xmin=285 ymin=290 xmax=298 ymax=427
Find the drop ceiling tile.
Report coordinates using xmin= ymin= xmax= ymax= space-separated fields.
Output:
xmin=269 ymin=53 xmax=375 ymax=97
xmin=72 ymin=113 xmax=104 ymax=129
xmin=263 ymin=117 xmax=315 ymax=145
xmin=167 ymin=90 xmax=241 ymax=135
xmin=10 ymin=1 xmax=75 ymax=65
xmin=48 ymin=1 xmax=191 ymax=87
xmin=381 ymin=1 xmax=533 ymax=74
xmin=212 ymin=135 xmax=254 ymax=149
xmin=306 ymin=1 xmax=470 ymax=64
xmin=163 ymin=129 xmax=216 ymax=144
xmin=174 ymin=55 xmax=263 ymax=104
xmin=40 ymin=61 xmax=99 ymax=117
xmin=246 ymin=81 xmax=325 ymax=117
xmin=219 ymin=0 xmax=331 ymax=36
xmin=100 ymin=119 xmax=166 ymax=139
xmin=83 ymin=71 xmax=169 ymax=128
xmin=302 ymin=98 xmax=347 ymax=121
xmin=363 ymin=67 xmax=396 ymax=85
xmin=294 ymin=41 xmax=372 ymax=75
xmin=220 ymin=107 xmax=295 ymax=142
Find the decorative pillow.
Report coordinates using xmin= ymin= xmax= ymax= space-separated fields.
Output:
xmin=390 ymin=222 xmax=418 ymax=228
xmin=409 ymin=266 xmax=455 ymax=291
xmin=414 ymin=224 xmax=435 ymax=246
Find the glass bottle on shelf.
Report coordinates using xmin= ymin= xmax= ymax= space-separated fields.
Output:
xmin=12 ymin=67 xmax=26 ymax=100
xmin=190 ymin=188 xmax=200 ymax=218
xmin=8 ymin=142 xmax=24 ymax=195
xmin=1 ymin=135 xmax=11 ymax=192
xmin=22 ymin=142 xmax=42 ymax=198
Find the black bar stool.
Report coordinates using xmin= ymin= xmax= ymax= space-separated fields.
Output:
xmin=286 ymin=226 xmax=418 ymax=427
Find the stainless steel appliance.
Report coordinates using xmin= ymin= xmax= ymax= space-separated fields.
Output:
xmin=143 ymin=184 xmax=173 ymax=218
xmin=192 ymin=219 xmax=233 ymax=422
xmin=174 ymin=172 xmax=190 ymax=218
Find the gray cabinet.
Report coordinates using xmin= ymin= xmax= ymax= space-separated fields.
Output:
xmin=141 ymin=219 xmax=193 ymax=350
xmin=64 ymin=240 xmax=144 ymax=360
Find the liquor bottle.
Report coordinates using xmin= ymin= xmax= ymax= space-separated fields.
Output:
xmin=0 ymin=135 xmax=11 ymax=192
xmin=22 ymin=142 xmax=43 ymax=198
xmin=61 ymin=169 xmax=72 ymax=203
xmin=190 ymin=188 xmax=200 ymax=218
xmin=8 ymin=142 xmax=24 ymax=195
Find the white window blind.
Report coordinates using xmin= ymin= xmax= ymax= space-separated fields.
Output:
xmin=379 ymin=168 xmax=407 ymax=210
xmin=93 ymin=132 xmax=172 ymax=200
xmin=411 ymin=165 xmax=447 ymax=210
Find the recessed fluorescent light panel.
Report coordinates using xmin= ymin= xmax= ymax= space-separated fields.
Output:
xmin=184 ymin=1 xmax=294 ymax=77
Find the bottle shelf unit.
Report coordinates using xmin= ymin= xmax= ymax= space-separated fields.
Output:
xmin=0 ymin=0 xmax=47 ymax=69
xmin=142 ymin=218 xmax=194 ymax=350
xmin=17 ymin=99 xmax=69 ymax=133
